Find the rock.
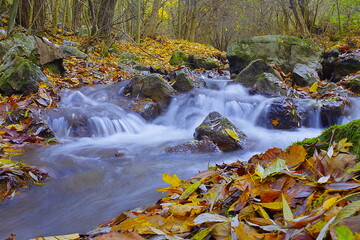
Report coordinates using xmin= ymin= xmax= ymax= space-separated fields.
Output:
xmin=6 ymin=109 xmax=55 ymax=139
xmin=59 ymin=45 xmax=88 ymax=59
xmin=333 ymin=50 xmax=360 ymax=82
xmin=0 ymin=33 xmax=65 ymax=75
xmin=169 ymin=50 xmax=189 ymax=66
xmin=319 ymin=100 xmax=347 ymax=127
xmin=194 ymin=111 xmax=246 ymax=152
xmin=235 ymin=60 xmax=286 ymax=97
xmin=123 ymin=74 xmax=176 ymax=107
xmin=165 ymin=140 xmax=220 ymax=153
xmin=348 ymin=73 xmax=360 ymax=94
xmin=292 ymin=63 xmax=319 ymax=87
xmin=227 ymin=35 xmax=322 ymax=74
xmin=295 ymin=99 xmax=348 ymax=128
xmin=133 ymin=63 xmax=149 ymax=71
xmin=0 ymin=56 xmax=49 ymax=96
xmin=188 ymin=55 xmax=221 ymax=70
xmin=257 ymin=97 xmax=301 ymax=129
xmin=321 ymin=48 xmax=340 ymax=80
xmin=169 ymin=67 xmax=206 ymax=92
xmin=131 ymin=99 xmax=163 ymax=120
xmin=0 ymin=33 xmax=36 ymax=61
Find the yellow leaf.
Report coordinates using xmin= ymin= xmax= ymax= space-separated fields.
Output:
xmin=29 ymin=233 xmax=80 ymax=240
xmin=180 ymin=179 xmax=202 ymax=199
xmin=162 ymin=173 xmax=182 ymax=187
xmin=322 ymin=196 xmax=339 ymax=210
xmin=271 ymin=119 xmax=280 ymax=126
xmin=38 ymin=82 xmax=47 ymax=89
xmin=5 ymin=124 xmax=26 ymax=131
xmin=223 ymin=128 xmax=239 ymax=142
xmin=168 ymin=204 xmax=203 ymax=217
xmin=282 ymin=194 xmax=294 ymax=221
xmin=256 ymin=202 xmax=283 ymax=210
xmin=257 ymin=206 xmax=270 ymax=219
xmin=309 ymin=82 xmax=318 ymax=92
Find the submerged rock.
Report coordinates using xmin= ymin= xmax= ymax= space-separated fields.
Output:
xmin=165 ymin=140 xmax=220 ymax=154
xmin=169 ymin=67 xmax=206 ymax=92
xmin=194 ymin=111 xmax=246 ymax=152
xmin=0 ymin=56 xmax=49 ymax=96
xmin=131 ymin=99 xmax=163 ymax=120
xmin=257 ymin=97 xmax=301 ymax=129
xmin=227 ymin=35 xmax=322 ymax=74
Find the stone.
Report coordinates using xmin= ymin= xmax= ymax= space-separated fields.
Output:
xmin=235 ymin=60 xmax=286 ymax=97
xmin=59 ymin=45 xmax=88 ymax=59
xmin=292 ymin=63 xmax=319 ymax=87
xmin=333 ymin=50 xmax=360 ymax=82
xmin=257 ymin=97 xmax=301 ymax=129
xmin=0 ymin=33 xmax=36 ymax=61
xmin=0 ymin=56 xmax=49 ymax=96
xmin=194 ymin=111 xmax=246 ymax=152
xmin=348 ymin=73 xmax=360 ymax=94
xmin=123 ymin=74 xmax=176 ymax=107
xmin=169 ymin=50 xmax=189 ymax=66
xmin=169 ymin=67 xmax=206 ymax=92
xmin=321 ymin=48 xmax=340 ymax=80
xmin=165 ymin=140 xmax=220 ymax=153
xmin=227 ymin=35 xmax=322 ymax=74
xmin=131 ymin=99 xmax=163 ymax=120
xmin=188 ymin=55 xmax=221 ymax=70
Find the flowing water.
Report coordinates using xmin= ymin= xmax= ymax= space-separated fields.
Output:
xmin=0 ymin=74 xmax=359 ymax=239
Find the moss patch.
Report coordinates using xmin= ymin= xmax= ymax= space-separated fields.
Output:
xmin=296 ymin=119 xmax=360 ymax=156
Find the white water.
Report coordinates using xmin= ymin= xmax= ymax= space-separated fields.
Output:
xmin=0 ymin=75 xmax=358 ymax=239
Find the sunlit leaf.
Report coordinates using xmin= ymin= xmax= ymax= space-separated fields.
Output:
xmin=309 ymin=82 xmax=318 ymax=92
xmin=335 ymin=225 xmax=355 ymax=240
xmin=256 ymin=202 xmax=282 ymax=210
xmin=282 ymin=193 xmax=293 ymax=221
xmin=223 ymin=128 xmax=239 ymax=142
xmin=163 ymin=173 xmax=182 ymax=187
xmin=194 ymin=213 xmax=230 ymax=225
xmin=180 ymin=179 xmax=203 ymax=199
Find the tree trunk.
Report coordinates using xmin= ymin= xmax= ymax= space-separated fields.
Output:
xmin=134 ymin=0 xmax=141 ymax=43
xmin=143 ymin=0 xmax=161 ymax=37
xmin=289 ymin=0 xmax=310 ymax=37
xmin=31 ymin=0 xmax=46 ymax=35
xmin=18 ymin=0 xmax=32 ymax=28
xmin=73 ymin=0 xmax=85 ymax=32
xmin=6 ymin=0 xmax=20 ymax=38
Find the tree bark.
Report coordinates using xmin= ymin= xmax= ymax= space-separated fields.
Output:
xmin=6 ymin=0 xmax=20 ymax=38
xmin=289 ymin=0 xmax=310 ymax=37
xmin=143 ymin=0 xmax=161 ymax=37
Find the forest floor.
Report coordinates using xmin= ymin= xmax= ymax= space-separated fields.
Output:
xmin=1 ymin=30 xmax=360 ymax=240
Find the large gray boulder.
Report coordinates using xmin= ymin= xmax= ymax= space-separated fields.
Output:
xmin=123 ymin=74 xmax=176 ymax=107
xmin=0 ymin=56 xmax=49 ymax=96
xmin=169 ymin=67 xmax=206 ymax=92
xmin=235 ymin=59 xmax=287 ymax=97
xmin=165 ymin=140 xmax=220 ymax=154
xmin=194 ymin=111 xmax=246 ymax=152
xmin=0 ymin=33 xmax=36 ymax=61
xmin=227 ymin=35 xmax=322 ymax=74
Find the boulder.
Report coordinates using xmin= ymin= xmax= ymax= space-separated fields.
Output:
xmin=333 ymin=50 xmax=360 ymax=82
xmin=131 ymin=99 xmax=163 ymax=120
xmin=188 ymin=55 xmax=221 ymax=70
xmin=348 ymin=73 xmax=360 ymax=94
xmin=0 ymin=33 xmax=65 ymax=75
xmin=292 ymin=63 xmax=319 ymax=87
xmin=235 ymin=60 xmax=286 ymax=97
xmin=320 ymin=100 xmax=347 ymax=127
xmin=0 ymin=33 xmax=36 ymax=61
xmin=123 ymin=74 xmax=176 ymax=107
xmin=227 ymin=35 xmax=322 ymax=74
xmin=169 ymin=50 xmax=189 ymax=66
xmin=257 ymin=97 xmax=301 ymax=129
xmin=321 ymin=48 xmax=340 ymax=80
xmin=169 ymin=67 xmax=206 ymax=92
xmin=165 ymin=140 xmax=220 ymax=154
xmin=194 ymin=111 xmax=246 ymax=152
xmin=59 ymin=45 xmax=88 ymax=59
xmin=0 ymin=56 xmax=49 ymax=96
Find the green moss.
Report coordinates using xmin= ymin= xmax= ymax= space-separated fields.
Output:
xmin=296 ymin=120 xmax=360 ymax=156
xmin=169 ymin=50 xmax=189 ymax=66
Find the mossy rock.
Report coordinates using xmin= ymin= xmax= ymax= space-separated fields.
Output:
xmin=169 ymin=50 xmax=189 ymax=66
xmin=296 ymin=119 xmax=360 ymax=156
xmin=0 ymin=56 xmax=49 ymax=96
xmin=227 ymin=35 xmax=323 ymax=74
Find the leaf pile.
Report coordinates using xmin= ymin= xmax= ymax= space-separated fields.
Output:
xmin=85 ymin=139 xmax=360 ymax=239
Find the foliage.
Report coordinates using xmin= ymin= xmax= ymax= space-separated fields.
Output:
xmin=77 ymin=138 xmax=360 ymax=239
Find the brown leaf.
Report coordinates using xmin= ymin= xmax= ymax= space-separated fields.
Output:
xmin=93 ymin=231 xmax=145 ymax=240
